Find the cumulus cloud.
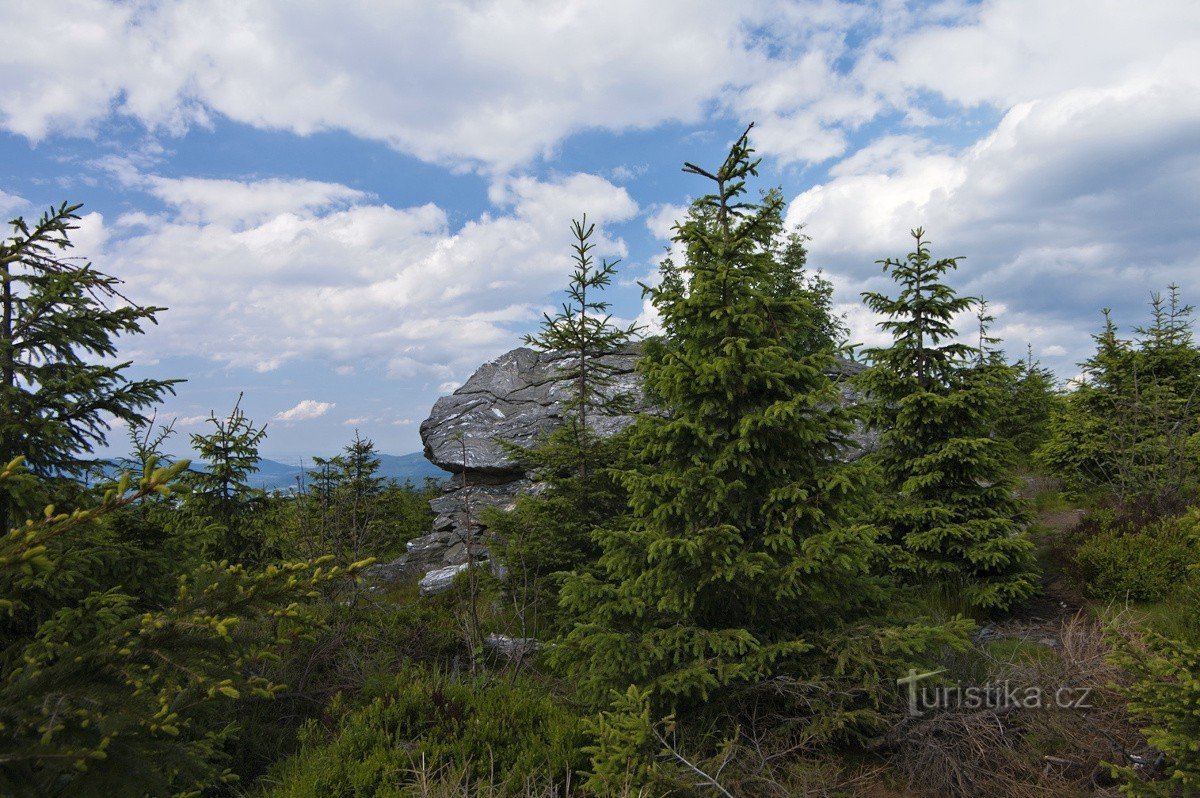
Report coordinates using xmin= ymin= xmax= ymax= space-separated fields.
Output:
xmin=172 ymin=414 xmax=213 ymax=428
xmin=5 ymin=1 xmax=1198 ymax=177
xmin=0 ymin=0 xmax=781 ymax=172
xmin=273 ymin=400 xmax=335 ymax=423
xmin=77 ymin=168 xmax=637 ymax=375
xmin=4 ymin=0 xmax=1197 ymax=384
xmin=644 ymin=203 xmax=690 ymax=240
xmin=0 ymin=188 xmax=26 ymax=216
xmin=790 ymin=57 xmax=1200 ymax=370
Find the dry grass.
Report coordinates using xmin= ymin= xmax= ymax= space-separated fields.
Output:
xmin=880 ymin=611 xmax=1148 ymax=798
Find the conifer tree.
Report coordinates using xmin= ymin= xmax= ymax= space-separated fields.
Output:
xmin=1037 ymin=287 xmax=1200 ymax=517
xmin=522 ymin=215 xmax=640 ymax=474
xmin=0 ymin=458 xmax=366 ymax=796
xmin=995 ymin=345 xmax=1059 ymax=462
xmin=0 ymin=202 xmax=179 ymax=528
xmin=493 ymin=218 xmax=640 ymax=639
xmin=185 ymin=394 xmax=270 ymax=562
xmin=553 ymin=126 xmax=938 ymax=709
xmin=860 ymin=229 xmax=1037 ymax=611
xmin=298 ymin=431 xmax=386 ymax=563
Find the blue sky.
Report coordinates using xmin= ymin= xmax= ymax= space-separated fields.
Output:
xmin=2 ymin=0 xmax=1198 ymax=461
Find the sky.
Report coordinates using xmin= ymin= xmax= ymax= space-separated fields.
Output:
xmin=1 ymin=0 xmax=1198 ymax=461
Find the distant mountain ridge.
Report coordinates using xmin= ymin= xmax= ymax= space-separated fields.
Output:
xmin=100 ymin=452 xmax=449 ymax=493
xmin=247 ymin=452 xmax=449 ymax=492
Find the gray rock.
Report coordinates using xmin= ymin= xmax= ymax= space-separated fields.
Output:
xmin=484 ymin=633 xmax=541 ymax=659
xmin=371 ymin=341 xmax=873 ymax=595
xmin=420 ymin=343 xmax=647 ymax=475
xmin=419 ymin=562 xmax=470 ymax=595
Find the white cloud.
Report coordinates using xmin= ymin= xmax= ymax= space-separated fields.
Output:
xmin=79 ymin=168 xmax=637 ymax=376
xmin=143 ymin=176 xmax=366 ymax=228
xmin=645 ymin=203 xmax=690 ymax=240
xmin=4 ymin=1 xmax=1197 ymax=176
xmin=0 ymin=0 xmax=779 ymax=172
xmin=173 ymin=414 xmax=213 ymax=427
xmin=790 ymin=59 xmax=1200 ymax=369
xmin=866 ymin=0 xmax=1200 ymax=111
xmin=5 ymin=0 xmax=1198 ymax=385
xmin=274 ymin=400 xmax=335 ymax=423
xmin=0 ymin=189 xmax=26 ymax=216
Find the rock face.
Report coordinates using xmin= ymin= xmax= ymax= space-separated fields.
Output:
xmin=368 ymin=342 xmax=872 ymax=593
xmin=420 ymin=343 xmax=649 ymax=474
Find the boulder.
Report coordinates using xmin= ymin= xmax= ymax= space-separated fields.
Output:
xmin=420 ymin=343 xmax=647 ymax=475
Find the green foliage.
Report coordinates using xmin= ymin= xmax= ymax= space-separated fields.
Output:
xmin=523 ymin=215 xmax=639 ymax=449
xmin=552 ymin=126 xmax=953 ymax=720
xmin=294 ymin=432 xmax=399 ymax=563
xmin=184 ymin=393 xmax=272 ymax=562
xmin=262 ymin=666 xmax=586 ymax=797
xmin=227 ymin=589 xmax=468 ymax=784
xmin=1037 ymin=287 xmax=1200 ymax=518
xmin=0 ymin=201 xmax=179 ymax=528
xmin=859 ymin=228 xmax=1037 ymax=612
xmin=1107 ymin=625 xmax=1200 ymax=796
xmin=994 ymin=346 xmax=1060 ymax=461
xmin=0 ymin=458 xmax=366 ymax=797
xmin=497 ymin=216 xmax=640 ymax=641
xmin=488 ymin=427 xmax=635 ymax=640
xmin=1072 ymin=510 xmax=1200 ymax=602
xmin=581 ymin=685 xmax=668 ymax=796
xmin=653 ymin=187 xmax=846 ymax=353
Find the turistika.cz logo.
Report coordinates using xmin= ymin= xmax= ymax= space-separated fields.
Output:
xmin=896 ymin=668 xmax=1094 ymax=717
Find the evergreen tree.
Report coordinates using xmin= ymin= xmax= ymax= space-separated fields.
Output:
xmin=996 ymin=345 xmax=1059 ymax=462
xmin=553 ymin=126 xmax=951 ymax=711
xmin=1037 ymin=287 xmax=1200 ymax=518
xmin=860 ymin=229 xmax=1037 ymax=612
xmin=493 ymin=218 xmax=640 ymax=639
xmin=296 ymin=432 xmax=386 ymax=563
xmin=97 ymin=416 xmax=198 ymax=608
xmin=522 ymin=215 xmax=640 ymax=474
xmin=185 ymin=394 xmax=270 ymax=562
xmin=0 ymin=459 xmax=366 ymax=797
xmin=0 ymin=202 xmax=179 ymax=528
xmin=652 ymin=188 xmax=846 ymax=353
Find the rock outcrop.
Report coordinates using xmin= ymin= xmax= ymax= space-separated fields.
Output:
xmin=368 ymin=342 xmax=872 ymax=593
xmin=420 ymin=343 xmax=649 ymax=474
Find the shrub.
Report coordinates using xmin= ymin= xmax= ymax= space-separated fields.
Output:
xmin=1107 ymin=625 xmax=1200 ymax=796
xmin=1072 ymin=510 xmax=1200 ymax=602
xmin=262 ymin=666 xmax=586 ymax=797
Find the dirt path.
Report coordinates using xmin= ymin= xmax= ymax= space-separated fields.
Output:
xmin=981 ymin=504 xmax=1088 ymax=644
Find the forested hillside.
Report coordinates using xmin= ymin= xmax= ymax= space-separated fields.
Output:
xmin=2 ymin=131 xmax=1198 ymax=798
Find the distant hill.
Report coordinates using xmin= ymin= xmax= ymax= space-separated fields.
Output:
xmin=246 ymin=452 xmax=450 ymax=492
xmin=97 ymin=452 xmax=449 ymax=493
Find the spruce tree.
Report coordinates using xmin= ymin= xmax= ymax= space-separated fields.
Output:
xmin=492 ymin=217 xmax=640 ymax=639
xmin=0 ymin=202 xmax=179 ymax=528
xmin=553 ymin=126 xmax=917 ymax=709
xmin=860 ymin=229 xmax=1036 ymax=612
xmin=996 ymin=345 xmax=1059 ymax=463
xmin=522 ymin=215 xmax=640 ymax=474
xmin=1037 ymin=287 xmax=1200 ymax=517
xmin=297 ymin=431 xmax=386 ymax=563
xmin=0 ymin=459 xmax=366 ymax=796
xmin=185 ymin=394 xmax=270 ymax=562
